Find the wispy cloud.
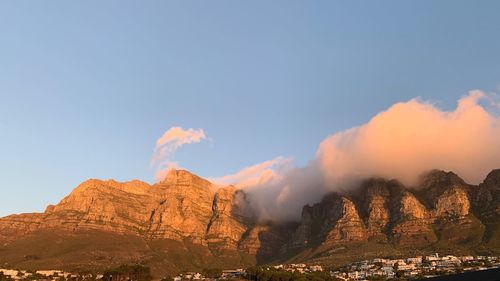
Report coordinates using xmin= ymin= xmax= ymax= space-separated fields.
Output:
xmin=151 ymin=126 xmax=207 ymax=181
xmin=209 ymin=156 xmax=292 ymax=188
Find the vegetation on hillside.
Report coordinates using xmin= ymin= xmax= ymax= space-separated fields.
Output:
xmin=103 ymin=265 xmax=152 ymax=281
xmin=246 ymin=267 xmax=342 ymax=281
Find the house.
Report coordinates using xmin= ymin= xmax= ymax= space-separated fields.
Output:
xmin=309 ymin=265 xmax=323 ymax=272
xmin=405 ymin=270 xmax=419 ymax=277
xmin=221 ymin=269 xmax=244 ymax=279
xmin=460 ymin=256 xmax=474 ymax=262
xmin=406 ymin=257 xmax=422 ymax=264
xmin=273 ymin=265 xmax=283 ymax=269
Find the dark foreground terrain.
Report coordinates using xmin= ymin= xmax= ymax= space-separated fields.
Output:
xmin=418 ymin=267 xmax=500 ymax=281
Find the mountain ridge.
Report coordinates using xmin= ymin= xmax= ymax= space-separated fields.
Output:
xmin=0 ymin=169 xmax=498 ymax=276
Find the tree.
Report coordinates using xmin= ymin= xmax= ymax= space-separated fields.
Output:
xmin=160 ymin=276 xmax=173 ymax=281
xmin=0 ymin=272 xmax=12 ymax=281
xmin=202 ymin=268 xmax=222 ymax=278
xmin=24 ymin=273 xmax=46 ymax=281
xmin=103 ymin=265 xmax=152 ymax=281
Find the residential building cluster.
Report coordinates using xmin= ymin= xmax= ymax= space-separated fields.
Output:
xmin=330 ymin=254 xmax=499 ymax=280
xmin=270 ymin=264 xmax=324 ymax=274
xmin=0 ymin=269 xmax=86 ymax=281
xmin=172 ymin=269 xmax=246 ymax=281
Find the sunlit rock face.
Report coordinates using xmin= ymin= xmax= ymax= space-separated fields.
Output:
xmin=360 ymin=181 xmax=391 ymax=238
xmin=205 ymin=187 xmax=250 ymax=250
xmin=322 ymin=196 xmax=368 ymax=244
xmin=146 ymin=170 xmax=216 ymax=244
xmin=413 ymin=170 xmax=471 ymax=217
xmin=390 ymin=191 xmax=436 ymax=246
xmin=285 ymin=169 xmax=495 ymax=250
xmin=287 ymin=193 xmax=368 ymax=251
xmin=0 ymin=169 xmax=255 ymax=247
xmin=0 ymin=179 xmax=157 ymax=237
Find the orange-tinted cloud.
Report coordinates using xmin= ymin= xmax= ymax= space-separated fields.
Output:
xmin=317 ymin=90 xmax=500 ymax=187
xmin=239 ymin=91 xmax=500 ymax=221
xmin=152 ymin=127 xmax=206 ymax=181
xmin=209 ymin=156 xmax=292 ymax=188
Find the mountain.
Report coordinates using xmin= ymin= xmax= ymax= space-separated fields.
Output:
xmin=0 ymin=169 xmax=499 ymax=277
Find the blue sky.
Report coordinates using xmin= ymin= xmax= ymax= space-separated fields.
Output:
xmin=1 ymin=1 xmax=499 ymax=216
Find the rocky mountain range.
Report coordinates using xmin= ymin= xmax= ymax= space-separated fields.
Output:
xmin=0 ymin=169 xmax=499 ymax=277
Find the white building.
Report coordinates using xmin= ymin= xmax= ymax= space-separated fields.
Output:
xmin=397 ymin=263 xmax=416 ymax=271
xmin=309 ymin=265 xmax=323 ymax=272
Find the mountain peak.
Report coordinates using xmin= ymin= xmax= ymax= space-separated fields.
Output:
xmin=70 ymin=178 xmax=151 ymax=195
xmin=483 ymin=169 xmax=500 ymax=187
xmin=158 ymin=168 xmax=214 ymax=189
xmin=417 ymin=169 xmax=466 ymax=189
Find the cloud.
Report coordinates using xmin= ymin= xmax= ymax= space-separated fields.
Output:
xmin=235 ymin=91 xmax=500 ymax=222
xmin=243 ymin=163 xmax=323 ymax=222
xmin=209 ymin=156 xmax=293 ymax=188
xmin=484 ymin=91 xmax=500 ymax=112
xmin=151 ymin=127 xmax=206 ymax=181
xmin=316 ymin=90 xmax=500 ymax=187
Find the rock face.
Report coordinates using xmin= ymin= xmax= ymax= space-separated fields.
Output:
xmin=146 ymin=170 xmax=216 ymax=244
xmin=389 ymin=190 xmax=436 ymax=246
xmin=286 ymin=170 xmax=496 ymax=252
xmin=0 ymin=168 xmax=499 ymax=275
xmin=0 ymin=170 xmax=253 ymax=250
xmin=414 ymin=170 xmax=471 ymax=217
xmin=289 ymin=194 xmax=366 ymax=249
xmin=474 ymin=169 xmax=500 ymax=222
xmin=238 ymin=224 xmax=293 ymax=262
xmin=472 ymin=169 xmax=500 ymax=247
xmin=205 ymin=187 xmax=250 ymax=251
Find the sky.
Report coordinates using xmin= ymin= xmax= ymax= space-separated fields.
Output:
xmin=1 ymin=1 xmax=500 ymax=217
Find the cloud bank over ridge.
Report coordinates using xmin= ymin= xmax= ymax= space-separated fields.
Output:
xmin=223 ymin=91 xmax=500 ymax=221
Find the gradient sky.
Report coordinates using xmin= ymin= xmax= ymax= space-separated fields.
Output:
xmin=1 ymin=1 xmax=500 ymax=216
